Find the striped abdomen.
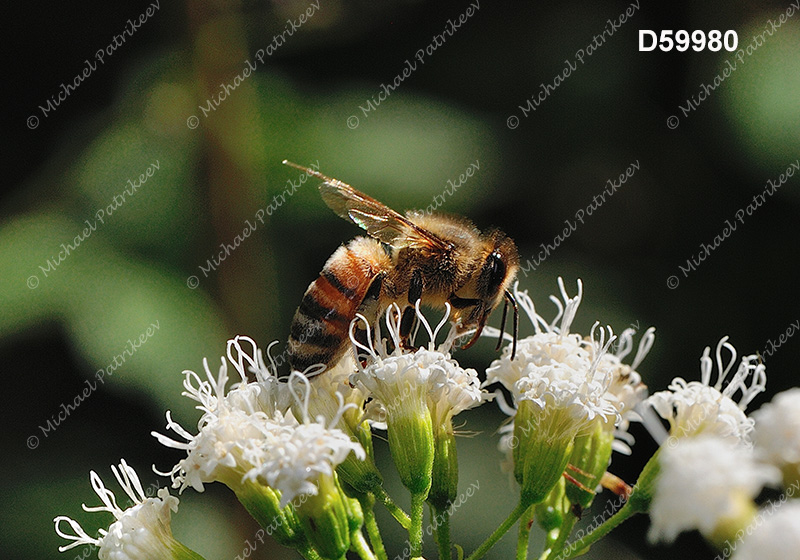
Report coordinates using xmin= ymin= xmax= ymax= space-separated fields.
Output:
xmin=288 ymin=237 xmax=390 ymax=372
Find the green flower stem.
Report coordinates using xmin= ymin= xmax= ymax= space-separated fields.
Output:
xmin=554 ymin=501 xmax=638 ymax=559
xmin=554 ymin=446 xmax=662 ymax=560
xmin=351 ymin=529 xmax=379 ymax=560
xmin=516 ymin=505 xmax=534 ymax=560
xmin=297 ymin=545 xmax=324 ymax=560
xmin=540 ymin=511 xmax=578 ymax=560
xmin=432 ymin=505 xmax=452 ymax=560
xmin=374 ymin=486 xmax=411 ymax=529
xmin=233 ymin=482 xmax=301 ymax=547
xmin=362 ymin=495 xmax=389 ymax=560
xmin=171 ymin=541 xmax=208 ymax=560
xmin=465 ymin=500 xmax=530 ymax=560
xmin=410 ymin=492 xmax=426 ymax=558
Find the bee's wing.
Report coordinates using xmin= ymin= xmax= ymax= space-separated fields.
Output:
xmin=319 ymin=180 xmax=450 ymax=252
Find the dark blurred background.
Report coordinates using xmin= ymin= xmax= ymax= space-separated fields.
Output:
xmin=3 ymin=1 xmax=799 ymax=559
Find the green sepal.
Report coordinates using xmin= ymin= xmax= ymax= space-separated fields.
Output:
xmin=428 ymin=423 xmax=458 ymax=510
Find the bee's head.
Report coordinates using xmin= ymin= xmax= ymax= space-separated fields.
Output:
xmin=478 ymin=229 xmax=519 ymax=305
xmin=459 ymin=229 xmax=520 ymax=357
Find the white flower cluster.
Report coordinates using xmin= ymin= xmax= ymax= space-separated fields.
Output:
xmin=646 ymin=339 xmax=800 ymax=560
xmin=53 ymin=273 xmax=800 ymax=560
xmin=647 ymin=337 xmax=766 ymax=446
xmin=648 ymin=435 xmax=780 ymax=543
xmin=152 ymin=336 xmax=364 ymax=507
xmin=350 ymin=302 xmax=489 ymax=428
xmin=487 ymin=279 xmax=654 ymax=469
xmin=54 ymin=460 xmax=183 ymax=560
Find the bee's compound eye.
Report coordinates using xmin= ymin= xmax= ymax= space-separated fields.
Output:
xmin=487 ymin=251 xmax=506 ymax=295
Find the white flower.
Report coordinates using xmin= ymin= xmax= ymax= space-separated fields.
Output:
xmin=595 ymin=326 xmax=655 ymax=454
xmin=487 ymin=280 xmax=621 ymax=436
xmin=284 ymin=355 xmax=386 ymax=494
xmin=647 ymin=337 xmax=767 ymax=446
xmin=486 ymin=278 xmax=656 ymax=505
xmin=513 ymin=356 xmax=619 ymax=431
xmin=426 ymin=348 xmax=486 ymax=427
xmin=246 ymin=413 xmax=365 ymax=508
xmin=483 ymin=281 xmax=627 ymax=504
xmin=648 ymin=435 xmax=780 ymax=544
xmin=54 ymin=460 xmax=191 ymax=560
xmin=732 ymin=501 xmax=800 ymax=560
xmin=227 ymin=335 xmax=292 ymax=417
xmin=153 ymin=336 xmax=365 ymax=507
xmin=289 ymin=353 xmax=369 ymax=433
xmin=752 ymin=388 xmax=800 ymax=470
xmin=485 ymin=279 xmax=591 ymax=392
xmin=152 ymin=346 xmax=277 ymax=493
xmin=348 ymin=302 xmax=488 ymax=496
xmin=350 ymin=302 xmax=489 ymax=428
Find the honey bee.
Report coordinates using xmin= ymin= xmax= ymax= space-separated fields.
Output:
xmin=283 ymin=160 xmax=519 ymax=372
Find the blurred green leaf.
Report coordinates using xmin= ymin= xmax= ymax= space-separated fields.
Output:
xmin=0 ymin=212 xmax=229 ymax=422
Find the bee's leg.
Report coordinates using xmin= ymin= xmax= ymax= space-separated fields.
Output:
xmin=449 ymin=294 xmax=482 ymax=309
xmin=399 ymin=306 xmax=416 ymax=349
xmin=399 ymin=271 xmax=424 ymax=348
xmin=354 ymin=273 xmax=385 ymax=365
xmin=448 ymin=294 xmax=486 ymax=348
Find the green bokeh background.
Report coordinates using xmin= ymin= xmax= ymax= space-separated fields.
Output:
xmin=4 ymin=1 xmax=799 ymax=559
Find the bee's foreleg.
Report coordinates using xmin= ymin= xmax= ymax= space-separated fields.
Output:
xmin=448 ymin=294 xmax=486 ymax=349
xmin=399 ymin=306 xmax=417 ymax=346
xmin=408 ymin=270 xmax=424 ymax=305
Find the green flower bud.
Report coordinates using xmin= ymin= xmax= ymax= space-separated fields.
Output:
xmin=355 ymin=418 xmax=376 ymax=458
xmin=628 ymin=446 xmax=661 ymax=514
xmin=232 ymin=478 xmax=302 ymax=546
xmin=344 ymin=493 xmax=365 ymax=534
xmin=565 ymin=418 xmax=615 ymax=509
xmin=428 ymin=422 xmax=459 ymax=510
xmin=295 ymin=474 xmax=351 ymax=560
xmin=536 ymin=476 xmax=566 ymax=533
xmin=388 ymin=401 xmax=435 ymax=496
xmin=337 ymin=421 xmax=383 ymax=493
xmin=516 ymin=400 xmax=577 ymax=506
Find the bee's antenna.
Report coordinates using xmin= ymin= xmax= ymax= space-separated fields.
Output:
xmin=495 ymin=297 xmax=509 ymax=352
xmin=282 ymin=160 xmax=338 ymax=184
xmin=505 ymin=289 xmax=518 ymax=360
